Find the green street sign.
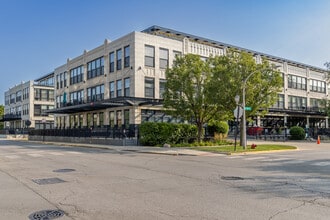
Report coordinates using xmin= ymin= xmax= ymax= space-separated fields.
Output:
xmin=245 ymin=106 xmax=252 ymax=111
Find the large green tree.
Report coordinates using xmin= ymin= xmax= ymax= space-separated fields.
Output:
xmin=0 ymin=105 xmax=4 ymax=129
xmin=208 ymin=50 xmax=283 ymax=119
xmin=163 ymin=54 xmax=217 ymax=142
xmin=164 ymin=51 xmax=283 ymax=144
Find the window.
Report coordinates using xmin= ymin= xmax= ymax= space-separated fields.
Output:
xmin=159 ymin=79 xmax=166 ymax=99
xmin=116 ymin=49 xmax=122 ymax=70
xmin=309 ymin=79 xmax=326 ymax=93
xmin=16 ymin=91 xmax=22 ymax=102
xmin=116 ymin=110 xmax=122 ymax=127
xmin=99 ymin=112 xmax=104 ymax=127
xmin=70 ymin=66 xmax=84 ymax=85
xmin=70 ymin=90 xmax=84 ymax=105
xmin=288 ymin=75 xmax=306 ymax=90
xmin=87 ymin=84 xmax=104 ymax=102
xmin=116 ymin=80 xmax=122 ymax=97
xmin=79 ymin=114 xmax=83 ymax=128
xmin=124 ymin=78 xmax=130 ymax=97
xmin=124 ymin=109 xmax=130 ymax=129
xmin=145 ymin=45 xmax=155 ymax=67
xmin=288 ymin=96 xmax=307 ymax=110
xmin=272 ymin=94 xmax=284 ymax=109
xmin=109 ymin=52 xmax=115 ymax=73
xmin=110 ymin=81 xmax=115 ymax=98
xmin=124 ymin=46 xmax=130 ymax=68
xmin=109 ymin=111 xmax=115 ymax=127
xmin=145 ymin=77 xmax=155 ymax=98
xmin=159 ymin=48 xmax=169 ymax=69
xmin=87 ymin=57 xmax=104 ymax=79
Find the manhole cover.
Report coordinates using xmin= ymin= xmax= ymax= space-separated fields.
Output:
xmin=32 ymin=178 xmax=66 ymax=185
xmin=29 ymin=209 xmax=65 ymax=220
xmin=221 ymin=176 xmax=244 ymax=181
xmin=53 ymin=168 xmax=76 ymax=173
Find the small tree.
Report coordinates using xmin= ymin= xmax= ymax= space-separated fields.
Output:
xmin=164 ymin=54 xmax=219 ymax=143
xmin=0 ymin=105 xmax=4 ymax=129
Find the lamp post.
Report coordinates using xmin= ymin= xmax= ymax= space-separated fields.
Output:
xmin=241 ymin=65 xmax=281 ymax=149
xmin=241 ymin=72 xmax=256 ymax=149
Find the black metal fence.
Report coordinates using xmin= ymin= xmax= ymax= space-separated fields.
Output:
xmin=29 ymin=125 xmax=138 ymax=139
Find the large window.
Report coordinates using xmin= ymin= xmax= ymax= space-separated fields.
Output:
xmin=116 ymin=80 xmax=122 ymax=97
xmin=272 ymin=94 xmax=284 ymax=109
xmin=288 ymin=96 xmax=307 ymax=110
xmin=109 ymin=111 xmax=115 ymax=127
xmin=109 ymin=52 xmax=115 ymax=73
xmin=110 ymin=81 xmax=115 ymax=98
xmin=23 ymin=87 xmax=29 ymax=100
xmin=124 ymin=46 xmax=130 ymax=68
xmin=87 ymin=57 xmax=104 ymax=79
xmin=145 ymin=77 xmax=155 ymax=98
xmin=159 ymin=48 xmax=169 ymax=69
xmin=70 ymin=90 xmax=84 ymax=105
xmin=34 ymin=89 xmax=54 ymax=101
xmin=310 ymin=79 xmax=326 ymax=93
xmin=124 ymin=78 xmax=130 ymax=97
xmin=16 ymin=90 xmax=22 ymax=102
xmin=34 ymin=104 xmax=54 ymax=116
xmin=116 ymin=49 xmax=122 ymax=70
xmin=70 ymin=66 xmax=84 ymax=85
xmin=124 ymin=109 xmax=130 ymax=129
xmin=159 ymin=79 xmax=166 ymax=99
xmin=145 ymin=45 xmax=155 ymax=67
xmin=87 ymin=84 xmax=104 ymax=102
xmin=288 ymin=75 xmax=306 ymax=90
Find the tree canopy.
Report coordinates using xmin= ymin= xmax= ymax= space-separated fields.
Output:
xmin=163 ymin=51 xmax=283 ymax=143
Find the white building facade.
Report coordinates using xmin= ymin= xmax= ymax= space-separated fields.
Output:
xmin=2 ymin=73 xmax=55 ymax=130
xmin=46 ymin=26 xmax=329 ymax=131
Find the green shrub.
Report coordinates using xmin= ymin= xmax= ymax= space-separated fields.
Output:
xmin=208 ymin=120 xmax=229 ymax=134
xmin=139 ymin=122 xmax=197 ymax=146
xmin=289 ymin=126 xmax=305 ymax=140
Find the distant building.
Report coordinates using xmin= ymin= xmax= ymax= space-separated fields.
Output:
xmin=1 ymin=72 xmax=55 ymax=130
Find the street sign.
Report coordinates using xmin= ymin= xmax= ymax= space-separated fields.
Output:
xmin=245 ymin=106 xmax=252 ymax=111
xmin=234 ymin=106 xmax=243 ymax=118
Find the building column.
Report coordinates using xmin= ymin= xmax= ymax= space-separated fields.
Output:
xmin=256 ymin=115 xmax=261 ymax=127
xmin=326 ymin=117 xmax=329 ymax=128
xmin=306 ymin=116 xmax=310 ymax=128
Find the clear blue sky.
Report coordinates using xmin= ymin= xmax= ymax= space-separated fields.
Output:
xmin=1 ymin=0 xmax=329 ymax=104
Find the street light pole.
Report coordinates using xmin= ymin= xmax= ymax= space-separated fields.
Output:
xmin=241 ymin=72 xmax=255 ymax=149
xmin=241 ymin=65 xmax=281 ymax=149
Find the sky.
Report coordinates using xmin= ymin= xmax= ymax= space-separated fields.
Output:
xmin=0 ymin=0 xmax=329 ymax=104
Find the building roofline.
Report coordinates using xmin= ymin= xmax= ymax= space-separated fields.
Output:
xmin=142 ymin=25 xmax=326 ymax=72
xmin=35 ymin=72 xmax=54 ymax=82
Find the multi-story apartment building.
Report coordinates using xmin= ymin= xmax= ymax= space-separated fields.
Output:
xmin=2 ymin=72 xmax=55 ymax=130
xmin=44 ymin=26 xmax=329 ymax=131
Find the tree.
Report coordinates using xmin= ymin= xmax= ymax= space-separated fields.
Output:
xmin=163 ymin=54 xmax=217 ymax=142
xmin=0 ymin=105 xmax=4 ymax=129
xmin=208 ymin=50 xmax=283 ymax=121
xmin=322 ymin=62 xmax=330 ymax=117
xmin=164 ymin=51 xmax=283 ymax=144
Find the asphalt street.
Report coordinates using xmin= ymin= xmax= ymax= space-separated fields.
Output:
xmin=0 ymin=138 xmax=330 ymax=220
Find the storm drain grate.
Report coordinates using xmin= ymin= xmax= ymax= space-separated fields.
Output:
xmin=29 ymin=209 xmax=65 ymax=220
xmin=53 ymin=168 xmax=76 ymax=173
xmin=221 ymin=176 xmax=244 ymax=181
xmin=32 ymin=178 xmax=66 ymax=185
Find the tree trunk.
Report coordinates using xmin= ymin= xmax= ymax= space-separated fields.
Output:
xmin=197 ymin=122 xmax=203 ymax=143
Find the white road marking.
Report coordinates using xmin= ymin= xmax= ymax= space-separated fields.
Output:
xmin=28 ymin=153 xmax=43 ymax=157
xmin=312 ymin=161 xmax=330 ymax=166
xmin=245 ymin=157 xmax=267 ymax=160
xmin=48 ymin=152 xmax=64 ymax=156
xmin=5 ymin=155 xmax=21 ymax=159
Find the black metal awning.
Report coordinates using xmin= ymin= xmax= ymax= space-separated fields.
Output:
xmin=0 ymin=114 xmax=22 ymax=122
xmin=46 ymin=97 xmax=163 ymax=114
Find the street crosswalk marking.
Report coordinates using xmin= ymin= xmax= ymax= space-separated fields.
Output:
xmin=312 ymin=161 xmax=330 ymax=166
xmin=227 ymin=156 xmax=243 ymax=159
xmin=48 ymin=152 xmax=64 ymax=156
xmin=28 ymin=153 xmax=43 ymax=157
xmin=5 ymin=155 xmax=21 ymax=159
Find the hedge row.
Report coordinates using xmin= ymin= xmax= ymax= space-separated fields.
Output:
xmin=139 ymin=122 xmax=197 ymax=146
